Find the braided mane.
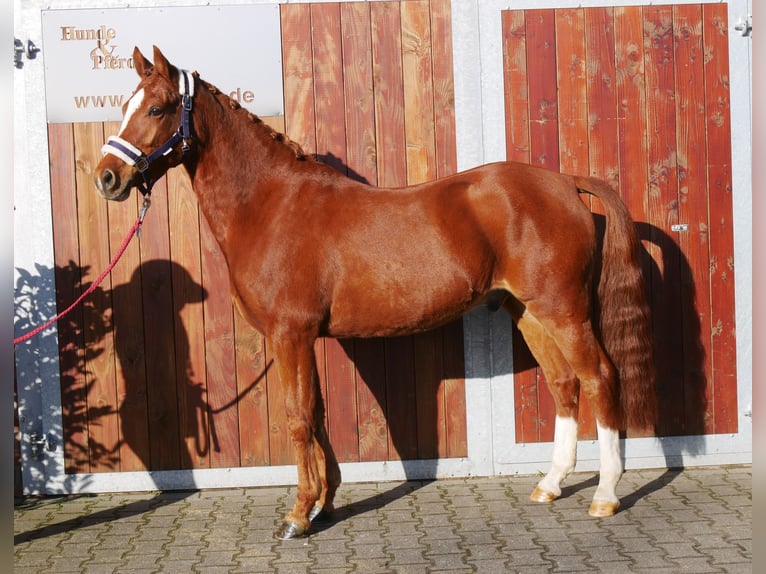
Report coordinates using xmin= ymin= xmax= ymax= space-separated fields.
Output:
xmin=196 ymin=74 xmax=309 ymax=161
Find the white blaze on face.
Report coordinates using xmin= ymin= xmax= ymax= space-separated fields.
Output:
xmin=118 ymin=88 xmax=145 ymax=136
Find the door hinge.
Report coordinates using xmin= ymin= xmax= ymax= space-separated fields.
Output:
xmin=29 ymin=432 xmax=57 ymax=461
xmin=734 ymin=15 xmax=752 ymax=37
xmin=13 ymin=38 xmax=41 ymax=69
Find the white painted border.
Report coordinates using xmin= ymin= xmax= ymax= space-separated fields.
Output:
xmin=14 ymin=0 xmax=751 ymax=495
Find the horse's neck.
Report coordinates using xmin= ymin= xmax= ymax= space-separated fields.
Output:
xmin=186 ymin=85 xmax=308 ymax=248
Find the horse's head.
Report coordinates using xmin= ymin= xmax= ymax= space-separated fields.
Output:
xmin=94 ymin=46 xmax=194 ymax=201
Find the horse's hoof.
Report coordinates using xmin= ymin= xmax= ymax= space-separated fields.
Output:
xmin=309 ymin=505 xmax=332 ymax=523
xmin=588 ymin=499 xmax=619 ymax=517
xmin=530 ymin=486 xmax=558 ymax=503
xmin=275 ymin=521 xmax=308 ymax=540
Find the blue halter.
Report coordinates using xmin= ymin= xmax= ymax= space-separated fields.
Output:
xmin=101 ymin=69 xmax=194 ymax=196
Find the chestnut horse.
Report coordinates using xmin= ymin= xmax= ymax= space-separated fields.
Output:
xmin=95 ymin=47 xmax=656 ymax=539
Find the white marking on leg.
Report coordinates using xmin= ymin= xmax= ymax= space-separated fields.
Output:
xmin=593 ymin=420 xmax=623 ymax=505
xmin=536 ymin=415 xmax=578 ymax=497
xmin=118 ymin=88 xmax=145 ymax=136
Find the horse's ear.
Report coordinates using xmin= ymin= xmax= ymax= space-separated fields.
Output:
xmin=133 ymin=47 xmax=152 ymax=78
xmin=152 ymin=45 xmax=176 ymax=79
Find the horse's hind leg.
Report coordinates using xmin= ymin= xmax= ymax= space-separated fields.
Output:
xmin=270 ymin=332 xmax=341 ymax=539
xmin=510 ymin=304 xmax=580 ymax=503
xmin=539 ymin=313 xmax=623 ymax=517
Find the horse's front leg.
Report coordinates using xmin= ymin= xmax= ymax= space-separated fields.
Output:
xmin=271 ymin=333 xmax=340 ymax=539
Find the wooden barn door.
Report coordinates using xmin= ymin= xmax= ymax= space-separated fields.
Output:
xmin=502 ymin=4 xmax=737 ymax=443
xmin=47 ymin=0 xmax=466 ymax=479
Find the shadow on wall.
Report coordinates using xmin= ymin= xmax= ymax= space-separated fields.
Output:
xmin=13 ymin=259 xmax=226 ymax=488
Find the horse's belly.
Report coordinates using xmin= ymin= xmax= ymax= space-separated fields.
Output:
xmin=325 ymin=275 xmax=483 ymax=338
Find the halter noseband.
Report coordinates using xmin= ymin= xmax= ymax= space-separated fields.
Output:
xmin=101 ymin=69 xmax=195 ymax=196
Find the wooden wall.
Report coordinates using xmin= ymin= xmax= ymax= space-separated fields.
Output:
xmin=48 ymin=0 xmax=467 ymax=475
xmin=503 ymin=4 xmax=738 ymax=442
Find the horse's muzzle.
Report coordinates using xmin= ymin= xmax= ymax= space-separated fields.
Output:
xmin=94 ymin=166 xmax=131 ymax=202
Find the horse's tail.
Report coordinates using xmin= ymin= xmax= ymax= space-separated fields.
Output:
xmin=574 ymin=176 xmax=656 ymax=431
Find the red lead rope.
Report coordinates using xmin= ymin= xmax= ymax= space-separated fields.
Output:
xmin=13 ymin=199 xmax=150 ymax=346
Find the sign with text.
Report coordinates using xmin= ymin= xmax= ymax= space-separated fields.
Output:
xmin=41 ymin=5 xmax=284 ymax=123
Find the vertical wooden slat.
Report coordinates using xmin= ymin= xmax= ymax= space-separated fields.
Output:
xmin=402 ymin=0 xmax=437 ymax=184
xmin=73 ymin=122 xmax=119 ymax=472
xmin=555 ymin=9 xmax=589 ymax=177
xmin=385 ymin=335 xmax=418 ymax=460
xmin=199 ymin=215 xmax=239 ymax=469
xmin=502 ymin=10 xmax=530 ymax=163
xmin=341 ymin=1 xmax=377 ymax=184
xmin=102 ymin=119 xmax=150 ymax=472
xmin=614 ymin=6 xmax=652 ymax=437
xmin=340 ymin=1 xmax=382 ymax=462
xmin=525 ymin=9 xmax=558 ymax=443
xmin=703 ymin=3 xmax=737 ymax=434
xmin=525 ymin=9 xmax=559 ymax=172
xmin=371 ymin=0 xmax=407 ymax=188
xmin=556 ymin=9 xmax=598 ymax=439
xmin=312 ymin=2 xmax=348 ymax=172
xmin=312 ymin=2 xmax=360 ymax=462
xmin=234 ymin=310 xmax=270 ymax=467
xmin=585 ymin=7 xmax=619 ymax=189
xmin=48 ymin=123 xmax=89 ymax=473
xmin=282 ymin=3 xmax=317 ymax=156
xmin=355 ymin=338 xmax=389 ymax=462
xmin=137 ymin=176 xmax=182 ymax=471
xmin=430 ymin=0 xmax=457 ymax=179
xmin=442 ymin=319 xmax=467 ymax=457
xmin=503 ymin=10 xmax=539 ymax=444
xmin=272 ymin=2 xmax=316 ymax=466
xmin=414 ymin=330 xmax=444 ymax=459
xmin=402 ymin=0 xmax=444 ymax=459
xmin=643 ymin=5 xmax=686 ymax=436
xmin=674 ymin=4 xmax=714 ymax=434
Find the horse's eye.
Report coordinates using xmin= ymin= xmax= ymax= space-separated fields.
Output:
xmin=148 ymin=106 xmax=163 ymax=117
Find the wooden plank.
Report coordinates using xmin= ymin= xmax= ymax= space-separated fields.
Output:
xmin=502 ymin=10 xmax=530 ymax=164
xmin=502 ymin=9 xmax=540 ymax=444
xmin=442 ymin=319 xmax=467 ymax=457
xmin=585 ymin=7 xmax=619 ymax=190
xmin=101 ymin=120 xmax=150 ymax=472
xmin=413 ymin=329 xmax=444 ymax=459
xmin=198 ymin=212 xmax=239 ymax=469
xmin=311 ymin=2 xmax=360 ymax=461
xmin=642 ymin=4 xmax=686 ymax=437
xmin=281 ymin=3 xmax=316 ymax=154
xmin=354 ymin=338 xmax=390 ymax=461
xmin=614 ymin=6 xmax=651 ymax=437
xmin=582 ymin=6 xmax=620 ymax=437
xmin=73 ymin=122 xmax=120 ymax=472
xmin=341 ymin=1 xmax=377 ymax=184
xmin=430 ymin=0 xmax=457 ymax=179
xmin=525 ymin=9 xmax=559 ymax=171
xmin=234 ymin=309 xmax=270 ymax=467
xmin=325 ymin=339 xmax=359 ymax=462
xmin=48 ymin=123 xmax=90 ymax=473
xmin=703 ymin=3 xmax=737 ymax=435
xmin=371 ymin=0 xmax=407 ymax=187
xmin=673 ymin=4 xmax=714 ymax=435
xmin=269 ymin=2 xmax=317 ymax=467
xmin=555 ymin=9 xmax=589 ymax=177
xmin=555 ymin=8 xmax=595 ymax=437
xmin=312 ymin=2 xmax=348 ymax=172
xmin=160 ymin=170 xmax=198 ymax=469
xmin=385 ymin=336 xmax=418 ymax=460
xmin=402 ymin=0 xmax=437 ymax=184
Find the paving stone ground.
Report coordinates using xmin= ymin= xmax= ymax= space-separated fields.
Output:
xmin=14 ymin=465 xmax=751 ymax=573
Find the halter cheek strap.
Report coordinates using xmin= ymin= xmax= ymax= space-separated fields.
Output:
xmin=101 ymin=69 xmax=195 ymax=196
